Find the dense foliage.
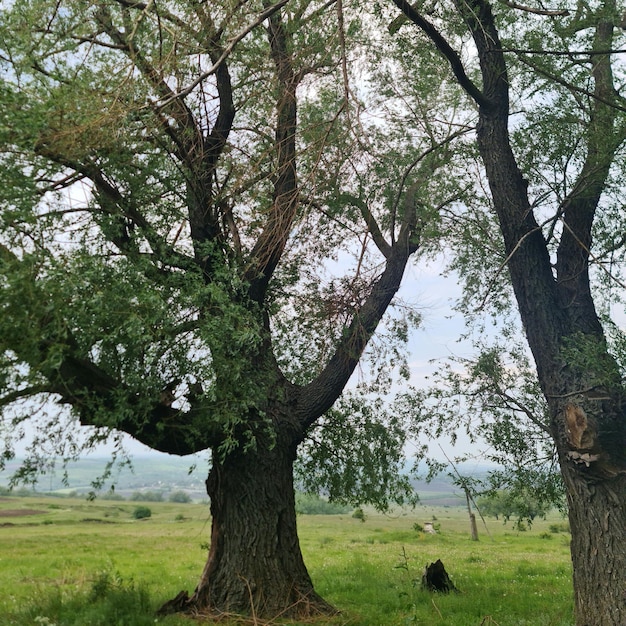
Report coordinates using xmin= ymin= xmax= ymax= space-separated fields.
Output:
xmin=2 ymin=0 xmax=626 ymax=621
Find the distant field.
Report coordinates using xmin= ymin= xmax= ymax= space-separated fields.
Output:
xmin=0 ymin=456 xmax=480 ymax=505
xmin=0 ymin=495 xmax=573 ymax=625
xmin=0 ymin=455 xmax=211 ymax=501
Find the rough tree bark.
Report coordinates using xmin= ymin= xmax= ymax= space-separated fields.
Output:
xmin=154 ymin=231 xmax=417 ymax=618
xmin=470 ymin=7 xmax=626 ymax=623
xmin=393 ymin=0 xmax=626 ymax=623
xmin=159 ymin=407 xmax=335 ymax=619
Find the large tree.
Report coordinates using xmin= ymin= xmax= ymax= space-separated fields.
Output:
xmin=391 ymin=0 xmax=626 ymax=622
xmin=0 ymin=0 xmax=460 ymax=619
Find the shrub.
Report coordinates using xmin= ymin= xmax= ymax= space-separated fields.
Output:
xmin=169 ymin=490 xmax=192 ymax=503
xmin=100 ymin=490 xmax=125 ymax=501
xmin=549 ymin=522 xmax=570 ymax=534
xmin=352 ymin=508 xmax=366 ymax=522
xmin=130 ymin=491 xmax=163 ymax=502
xmin=132 ymin=506 xmax=152 ymax=520
xmin=295 ymin=492 xmax=351 ymax=515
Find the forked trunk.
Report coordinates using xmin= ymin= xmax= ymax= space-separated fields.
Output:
xmin=559 ymin=457 xmax=626 ymax=625
xmin=160 ymin=428 xmax=336 ymax=620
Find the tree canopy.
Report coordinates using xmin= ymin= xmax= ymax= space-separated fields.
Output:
xmin=2 ymin=0 xmax=626 ymax=622
xmin=0 ymin=0 xmax=456 ymax=483
xmin=0 ymin=0 xmax=461 ymax=617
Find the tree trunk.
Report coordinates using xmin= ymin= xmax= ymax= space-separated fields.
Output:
xmin=458 ymin=5 xmax=626 ymax=621
xmin=560 ymin=458 xmax=626 ymax=626
xmin=549 ymin=392 xmax=626 ymax=626
xmin=160 ymin=423 xmax=336 ymax=620
xmin=464 ymin=488 xmax=479 ymax=541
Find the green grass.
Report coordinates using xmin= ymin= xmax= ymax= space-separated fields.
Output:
xmin=0 ymin=496 xmax=574 ymax=625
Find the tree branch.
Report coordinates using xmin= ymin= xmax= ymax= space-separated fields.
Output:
xmin=50 ymin=351 xmax=222 ymax=455
xmin=95 ymin=5 xmax=204 ymax=168
xmin=555 ymin=16 xmax=623 ymax=326
xmin=499 ymin=0 xmax=570 ymax=16
xmin=245 ymin=6 xmax=300 ymax=302
xmin=0 ymin=386 xmax=50 ymax=409
xmin=338 ymin=193 xmax=392 ymax=259
xmin=32 ymin=146 xmax=195 ymax=272
xmin=297 ymin=225 xmax=420 ymax=429
xmin=390 ymin=0 xmax=490 ymax=108
xmin=153 ymin=0 xmax=292 ymax=110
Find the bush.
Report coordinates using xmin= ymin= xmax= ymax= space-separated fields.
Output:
xmin=169 ymin=490 xmax=192 ymax=503
xmin=130 ymin=490 xmax=163 ymax=502
xmin=295 ymin=492 xmax=351 ymax=515
xmin=100 ymin=490 xmax=125 ymax=501
xmin=132 ymin=506 xmax=152 ymax=520
xmin=352 ymin=508 xmax=366 ymax=522
xmin=549 ymin=522 xmax=570 ymax=533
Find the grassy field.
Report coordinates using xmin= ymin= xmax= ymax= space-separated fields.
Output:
xmin=0 ymin=495 xmax=574 ymax=625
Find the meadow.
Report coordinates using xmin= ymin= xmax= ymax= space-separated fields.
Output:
xmin=0 ymin=495 xmax=574 ymax=625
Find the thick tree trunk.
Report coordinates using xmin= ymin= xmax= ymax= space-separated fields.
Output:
xmin=459 ymin=4 xmax=626 ymax=621
xmin=161 ymin=426 xmax=336 ymax=620
xmin=547 ymin=391 xmax=626 ymax=626
xmin=561 ymin=464 xmax=626 ymax=626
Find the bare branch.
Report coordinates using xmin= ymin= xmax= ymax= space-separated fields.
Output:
xmin=154 ymin=0 xmax=292 ymax=110
xmin=338 ymin=193 xmax=392 ymax=259
xmin=517 ymin=55 xmax=626 ymax=113
xmin=391 ymin=127 xmax=474 ymax=230
xmin=390 ymin=0 xmax=490 ymax=108
xmin=503 ymin=46 xmax=626 ymax=56
xmin=499 ymin=0 xmax=570 ymax=16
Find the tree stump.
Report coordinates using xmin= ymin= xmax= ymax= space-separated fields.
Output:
xmin=421 ymin=559 xmax=459 ymax=593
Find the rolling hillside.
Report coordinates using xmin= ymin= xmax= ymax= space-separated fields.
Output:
xmin=1 ymin=455 xmax=491 ymax=505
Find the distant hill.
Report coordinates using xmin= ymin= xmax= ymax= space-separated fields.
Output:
xmin=411 ymin=474 xmax=467 ymax=507
xmin=1 ymin=455 xmax=496 ymax=506
xmin=409 ymin=464 xmax=497 ymax=507
xmin=0 ymin=455 xmax=210 ymax=501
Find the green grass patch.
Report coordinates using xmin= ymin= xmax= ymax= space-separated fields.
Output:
xmin=0 ymin=497 xmax=574 ymax=625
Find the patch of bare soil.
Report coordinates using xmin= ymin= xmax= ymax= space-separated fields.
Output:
xmin=0 ymin=509 xmax=46 ymax=517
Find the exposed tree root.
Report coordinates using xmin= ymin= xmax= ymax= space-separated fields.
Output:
xmin=157 ymin=588 xmax=339 ymax=623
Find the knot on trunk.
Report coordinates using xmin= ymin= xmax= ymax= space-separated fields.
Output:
xmin=563 ymin=403 xmax=626 ymax=476
xmin=565 ymin=403 xmax=596 ymax=451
